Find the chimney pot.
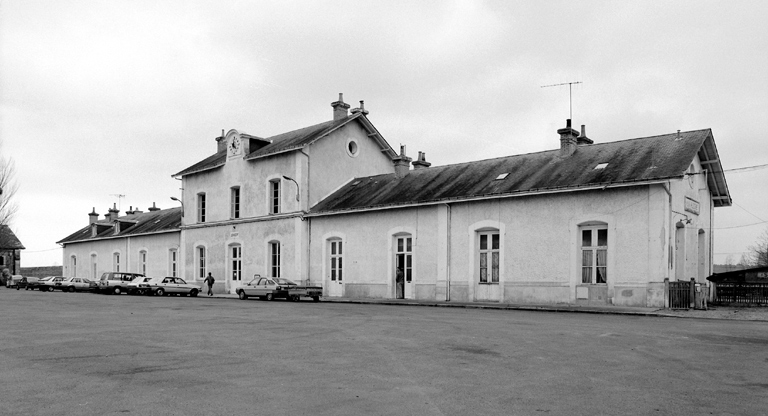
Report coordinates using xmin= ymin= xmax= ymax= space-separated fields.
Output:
xmin=412 ymin=151 xmax=432 ymax=170
xmin=557 ymin=119 xmax=579 ymax=157
xmin=88 ymin=207 xmax=99 ymax=225
xmin=148 ymin=202 xmax=161 ymax=212
xmin=393 ymin=145 xmax=412 ymax=177
xmin=331 ymin=93 xmax=351 ymax=120
xmin=577 ymin=124 xmax=593 ymax=145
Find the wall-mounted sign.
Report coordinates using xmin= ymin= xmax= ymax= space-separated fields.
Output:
xmin=684 ymin=197 xmax=700 ymax=215
xmin=230 ymin=232 xmax=239 ymax=238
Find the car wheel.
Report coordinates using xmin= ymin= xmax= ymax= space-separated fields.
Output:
xmin=48 ymin=286 xmax=55 ymax=292
xmin=69 ymin=287 xmax=75 ymax=293
xmin=266 ymin=293 xmax=273 ymax=301
xmin=190 ymin=289 xmax=198 ymax=297
xmin=113 ymin=287 xmax=122 ymax=295
xmin=238 ymin=290 xmax=248 ymax=300
xmin=156 ymin=288 xmax=165 ymax=296
xmin=312 ymin=296 xmax=320 ymax=302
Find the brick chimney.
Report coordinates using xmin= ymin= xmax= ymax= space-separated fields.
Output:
xmin=148 ymin=202 xmax=161 ymax=212
xmin=331 ymin=93 xmax=350 ymax=120
xmin=393 ymin=145 xmax=412 ymax=177
xmin=125 ymin=206 xmax=135 ymax=215
xmin=107 ymin=203 xmax=120 ymax=222
xmin=558 ymin=119 xmax=579 ymax=157
xmin=412 ymin=151 xmax=431 ymax=170
xmin=89 ymin=207 xmax=99 ymax=225
xmin=577 ymin=124 xmax=594 ymax=146
xmin=216 ymin=129 xmax=226 ymax=153
xmin=350 ymin=100 xmax=369 ymax=116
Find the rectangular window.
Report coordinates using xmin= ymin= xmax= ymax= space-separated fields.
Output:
xmin=231 ymin=187 xmax=240 ymax=219
xmin=330 ymin=240 xmax=343 ymax=281
xmin=581 ymin=226 xmax=608 ymax=284
xmin=396 ymin=236 xmax=413 ymax=283
xmin=113 ymin=253 xmax=120 ymax=272
xmin=478 ymin=232 xmax=499 ymax=283
xmin=270 ymin=242 xmax=281 ymax=278
xmin=198 ymin=247 xmax=206 ymax=279
xmin=169 ymin=249 xmax=177 ymax=277
xmin=231 ymin=246 xmax=242 ymax=281
xmin=270 ymin=180 xmax=280 ymax=214
xmin=197 ymin=193 xmax=206 ymax=223
xmin=140 ymin=251 xmax=147 ymax=275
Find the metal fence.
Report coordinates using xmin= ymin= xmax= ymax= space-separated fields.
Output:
xmin=668 ymin=280 xmax=693 ymax=309
xmin=711 ymin=283 xmax=768 ymax=305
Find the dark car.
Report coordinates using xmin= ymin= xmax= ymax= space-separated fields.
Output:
xmin=16 ymin=276 xmax=39 ymax=290
xmin=27 ymin=276 xmax=53 ymax=291
xmin=39 ymin=276 xmax=67 ymax=292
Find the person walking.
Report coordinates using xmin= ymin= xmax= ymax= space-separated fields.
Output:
xmin=203 ymin=272 xmax=215 ymax=296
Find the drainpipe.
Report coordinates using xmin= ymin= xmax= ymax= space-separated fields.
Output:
xmin=662 ymin=182 xmax=673 ymax=276
xmin=443 ymin=203 xmax=452 ymax=301
xmin=300 ymin=148 xmax=311 ymax=286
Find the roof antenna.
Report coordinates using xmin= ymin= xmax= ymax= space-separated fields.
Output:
xmin=541 ymin=81 xmax=582 ymax=120
xmin=110 ymin=194 xmax=125 ymax=211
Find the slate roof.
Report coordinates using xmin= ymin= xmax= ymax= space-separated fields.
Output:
xmin=309 ymin=129 xmax=732 ymax=216
xmin=173 ymin=113 xmax=395 ymax=177
xmin=57 ymin=207 xmax=181 ymax=245
xmin=0 ymin=225 xmax=24 ymax=249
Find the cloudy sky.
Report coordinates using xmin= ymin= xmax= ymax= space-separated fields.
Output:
xmin=1 ymin=0 xmax=767 ymax=267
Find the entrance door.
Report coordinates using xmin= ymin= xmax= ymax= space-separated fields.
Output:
xmin=328 ymin=240 xmax=343 ymax=297
xmin=395 ymin=236 xmax=413 ymax=299
xmin=230 ymin=245 xmax=242 ymax=293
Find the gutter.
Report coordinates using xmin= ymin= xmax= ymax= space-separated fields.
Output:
xmin=306 ymin=177 xmax=685 ymax=218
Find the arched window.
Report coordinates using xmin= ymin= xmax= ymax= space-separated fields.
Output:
xmin=169 ymin=249 xmax=178 ymax=277
xmin=113 ymin=252 xmax=121 ymax=272
xmin=477 ymin=229 xmax=499 ymax=284
xmin=328 ymin=238 xmax=343 ymax=282
xmin=139 ymin=250 xmax=147 ymax=275
xmin=230 ymin=244 xmax=242 ymax=281
xmin=70 ymin=255 xmax=77 ymax=277
xmin=269 ymin=241 xmax=281 ymax=278
xmin=196 ymin=246 xmax=207 ymax=279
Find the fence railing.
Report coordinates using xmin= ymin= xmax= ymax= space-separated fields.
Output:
xmin=665 ymin=278 xmax=708 ymax=309
xmin=711 ymin=283 xmax=768 ymax=305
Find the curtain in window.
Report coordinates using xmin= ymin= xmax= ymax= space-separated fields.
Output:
xmin=596 ymin=249 xmax=607 ymax=284
xmin=581 ymin=249 xmax=593 ymax=283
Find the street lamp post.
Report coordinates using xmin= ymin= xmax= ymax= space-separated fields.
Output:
xmin=170 ymin=196 xmax=184 ymax=217
xmin=282 ymin=176 xmax=300 ymax=202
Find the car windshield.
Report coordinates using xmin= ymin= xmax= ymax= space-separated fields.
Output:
xmin=40 ymin=277 xmax=53 ymax=282
xmin=274 ymin=278 xmax=297 ymax=286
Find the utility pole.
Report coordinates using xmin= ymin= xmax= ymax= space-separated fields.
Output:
xmin=541 ymin=81 xmax=582 ymax=120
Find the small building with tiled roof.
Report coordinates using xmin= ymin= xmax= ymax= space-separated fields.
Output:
xmin=305 ymin=120 xmax=731 ymax=307
xmin=0 ymin=224 xmax=25 ymax=275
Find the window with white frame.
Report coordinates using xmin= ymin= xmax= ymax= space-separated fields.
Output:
xmin=139 ymin=250 xmax=147 ymax=275
xmin=169 ymin=249 xmax=178 ymax=277
xmin=270 ymin=241 xmax=281 ymax=278
xmin=113 ymin=252 xmax=120 ymax=272
xmin=197 ymin=246 xmax=206 ymax=279
xmin=230 ymin=245 xmax=242 ymax=281
xmin=231 ymin=186 xmax=240 ymax=219
xmin=329 ymin=239 xmax=343 ymax=282
xmin=395 ymin=235 xmax=412 ymax=283
xmin=91 ymin=254 xmax=97 ymax=279
xmin=197 ymin=193 xmax=206 ymax=223
xmin=70 ymin=255 xmax=77 ymax=277
xmin=581 ymin=225 xmax=608 ymax=284
xmin=270 ymin=180 xmax=280 ymax=214
xmin=478 ymin=231 xmax=499 ymax=283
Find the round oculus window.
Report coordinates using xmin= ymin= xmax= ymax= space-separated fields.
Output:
xmin=346 ymin=140 xmax=359 ymax=157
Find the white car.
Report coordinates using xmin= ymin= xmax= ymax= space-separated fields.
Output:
xmin=150 ymin=277 xmax=201 ymax=297
xmin=52 ymin=277 xmax=93 ymax=292
xmin=127 ymin=276 xmax=155 ymax=295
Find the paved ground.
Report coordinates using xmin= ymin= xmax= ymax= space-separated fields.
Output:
xmin=1 ymin=289 xmax=767 ymax=416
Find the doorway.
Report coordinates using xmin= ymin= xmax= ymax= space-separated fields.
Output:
xmin=395 ymin=235 xmax=413 ymax=299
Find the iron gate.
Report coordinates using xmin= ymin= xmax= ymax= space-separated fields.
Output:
xmin=668 ymin=280 xmax=692 ymax=309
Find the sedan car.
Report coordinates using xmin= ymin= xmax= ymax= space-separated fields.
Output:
xmin=127 ymin=276 xmax=155 ymax=295
xmin=36 ymin=276 xmax=65 ymax=292
xmin=237 ymin=276 xmax=295 ymax=301
xmin=24 ymin=276 xmax=46 ymax=290
xmin=16 ymin=276 xmax=39 ymax=290
xmin=150 ymin=277 xmax=201 ymax=297
xmin=53 ymin=277 xmax=93 ymax=292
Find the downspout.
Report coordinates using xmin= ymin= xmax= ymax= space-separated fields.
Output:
xmin=662 ymin=182 xmax=673 ymax=275
xmin=300 ymin=148 xmax=311 ymax=286
xmin=444 ymin=203 xmax=452 ymax=301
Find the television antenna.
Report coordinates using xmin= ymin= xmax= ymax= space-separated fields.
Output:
xmin=541 ymin=81 xmax=582 ymax=120
xmin=110 ymin=194 xmax=126 ymax=211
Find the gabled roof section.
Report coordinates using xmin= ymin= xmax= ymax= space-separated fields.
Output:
xmin=0 ymin=225 xmax=25 ymax=249
xmin=173 ymin=113 xmax=398 ymax=177
xmin=309 ymin=129 xmax=732 ymax=215
xmin=57 ymin=207 xmax=181 ymax=245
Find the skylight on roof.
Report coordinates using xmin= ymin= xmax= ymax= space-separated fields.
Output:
xmin=495 ymin=173 xmax=509 ymax=180
xmin=594 ymin=163 xmax=609 ymax=170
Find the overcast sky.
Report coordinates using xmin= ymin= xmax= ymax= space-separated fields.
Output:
xmin=1 ymin=0 xmax=767 ymax=267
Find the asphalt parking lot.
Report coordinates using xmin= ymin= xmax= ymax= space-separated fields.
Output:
xmin=2 ymin=289 xmax=767 ymax=416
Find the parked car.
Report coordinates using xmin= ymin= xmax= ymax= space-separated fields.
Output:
xmin=150 ymin=277 xmax=201 ymax=297
xmin=7 ymin=275 xmax=24 ymax=288
xmin=24 ymin=276 xmax=48 ymax=290
xmin=39 ymin=276 xmax=67 ymax=292
xmin=98 ymin=272 xmax=145 ymax=295
xmin=127 ymin=276 xmax=155 ymax=295
xmin=236 ymin=276 xmax=320 ymax=301
xmin=53 ymin=277 xmax=93 ymax=292
xmin=16 ymin=276 xmax=38 ymax=290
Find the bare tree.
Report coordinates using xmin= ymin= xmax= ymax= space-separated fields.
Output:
xmin=0 ymin=143 xmax=19 ymax=226
xmin=746 ymin=227 xmax=768 ymax=267
xmin=724 ymin=254 xmax=735 ymax=271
